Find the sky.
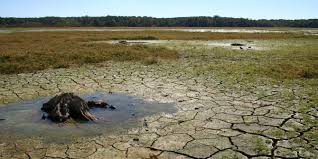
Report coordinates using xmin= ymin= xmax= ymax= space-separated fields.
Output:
xmin=0 ymin=0 xmax=317 ymax=19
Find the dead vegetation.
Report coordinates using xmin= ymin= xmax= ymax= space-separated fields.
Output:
xmin=0 ymin=32 xmax=179 ymax=74
xmin=0 ymin=30 xmax=316 ymax=74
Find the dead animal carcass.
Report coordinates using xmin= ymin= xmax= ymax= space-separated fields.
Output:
xmin=41 ymin=93 xmax=111 ymax=122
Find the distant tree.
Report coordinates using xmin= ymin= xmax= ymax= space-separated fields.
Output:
xmin=0 ymin=16 xmax=317 ymax=28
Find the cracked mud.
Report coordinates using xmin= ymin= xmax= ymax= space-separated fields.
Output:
xmin=0 ymin=45 xmax=317 ymax=158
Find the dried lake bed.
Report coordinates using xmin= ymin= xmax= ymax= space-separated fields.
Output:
xmin=0 ymin=29 xmax=317 ymax=159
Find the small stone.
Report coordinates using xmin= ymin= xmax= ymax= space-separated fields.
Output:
xmin=118 ymin=40 xmax=128 ymax=45
xmin=231 ymin=43 xmax=246 ymax=46
xmin=143 ymin=119 xmax=148 ymax=128
xmin=108 ymin=105 xmax=116 ymax=110
xmin=41 ymin=114 xmax=46 ymax=120
xmin=162 ymin=94 xmax=169 ymax=97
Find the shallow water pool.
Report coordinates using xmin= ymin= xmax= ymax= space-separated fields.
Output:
xmin=0 ymin=92 xmax=176 ymax=143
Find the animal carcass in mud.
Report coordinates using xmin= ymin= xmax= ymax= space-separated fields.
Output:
xmin=41 ymin=93 xmax=114 ymax=122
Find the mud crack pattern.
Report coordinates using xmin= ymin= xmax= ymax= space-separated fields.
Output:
xmin=0 ymin=61 xmax=317 ymax=159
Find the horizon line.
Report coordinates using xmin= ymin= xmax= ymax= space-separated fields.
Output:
xmin=1 ymin=15 xmax=317 ymax=21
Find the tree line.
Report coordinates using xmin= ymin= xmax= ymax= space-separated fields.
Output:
xmin=0 ymin=16 xmax=317 ymax=28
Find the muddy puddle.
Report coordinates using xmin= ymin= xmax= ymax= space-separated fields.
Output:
xmin=95 ymin=40 xmax=266 ymax=50
xmin=0 ymin=92 xmax=176 ymax=143
xmin=0 ymin=30 xmax=11 ymax=33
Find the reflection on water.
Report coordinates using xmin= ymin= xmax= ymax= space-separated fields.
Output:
xmin=0 ymin=92 xmax=176 ymax=143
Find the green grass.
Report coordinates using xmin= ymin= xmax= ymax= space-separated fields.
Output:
xmin=254 ymin=137 xmax=271 ymax=154
xmin=187 ymin=40 xmax=318 ymax=80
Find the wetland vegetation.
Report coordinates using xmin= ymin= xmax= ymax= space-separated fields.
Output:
xmin=0 ymin=28 xmax=317 ymax=158
xmin=0 ymin=30 xmax=316 ymax=74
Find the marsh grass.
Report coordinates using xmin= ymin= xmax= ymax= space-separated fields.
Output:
xmin=188 ymin=42 xmax=318 ymax=80
xmin=0 ymin=31 xmax=316 ymax=74
xmin=0 ymin=32 xmax=178 ymax=74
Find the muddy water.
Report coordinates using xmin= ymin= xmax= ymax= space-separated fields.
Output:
xmin=0 ymin=92 xmax=176 ymax=143
xmin=0 ymin=30 xmax=10 ymax=33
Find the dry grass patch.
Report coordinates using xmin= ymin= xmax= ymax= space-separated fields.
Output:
xmin=0 ymin=31 xmax=315 ymax=74
xmin=0 ymin=32 xmax=178 ymax=74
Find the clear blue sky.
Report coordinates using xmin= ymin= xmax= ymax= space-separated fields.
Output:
xmin=1 ymin=0 xmax=317 ymax=19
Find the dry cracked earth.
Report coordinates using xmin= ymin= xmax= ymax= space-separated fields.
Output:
xmin=0 ymin=57 xmax=317 ymax=159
